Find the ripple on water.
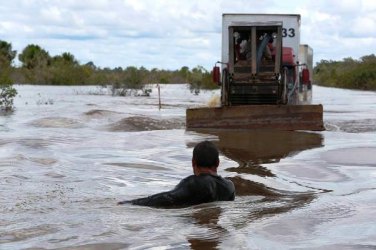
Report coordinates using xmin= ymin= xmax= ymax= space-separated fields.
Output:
xmin=321 ymin=147 xmax=376 ymax=166
xmin=108 ymin=116 xmax=185 ymax=132
xmin=312 ymin=201 xmax=356 ymax=222
xmin=29 ymin=157 xmax=57 ymax=166
xmin=105 ymin=162 xmax=169 ymax=171
xmin=325 ymin=119 xmax=376 ymax=133
xmin=0 ymin=138 xmax=12 ymax=146
xmin=0 ymin=225 xmax=59 ymax=244
xmin=84 ymin=109 xmax=122 ymax=117
xmin=0 ymin=154 xmax=57 ymax=167
xmin=0 ymin=155 xmax=24 ymax=168
xmin=54 ymin=242 xmax=129 ymax=249
xmin=255 ymin=200 xmax=357 ymax=245
xmin=45 ymin=172 xmax=66 ymax=178
xmin=16 ymin=138 xmax=51 ymax=148
xmin=14 ymin=135 xmax=88 ymax=150
xmin=29 ymin=117 xmax=84 ymax=129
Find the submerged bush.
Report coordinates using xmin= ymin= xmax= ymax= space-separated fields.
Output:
xmin=188 ymin=66 xmax=218 ymax=94
xmin=0 ymin=68 xmax=18 ymax=112
xmin=0 ymin=83 xmax=17 ymax=111
xmin=0 ymin=40 xmax=17 ymax=111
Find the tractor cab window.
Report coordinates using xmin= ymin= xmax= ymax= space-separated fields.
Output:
xmin=233 ymin=31 xmax=251 ymax=62
xmin=232 ymin=27 xmax=277 ymax=65
xmin=231 ymin=26 xmax=280 ymax=76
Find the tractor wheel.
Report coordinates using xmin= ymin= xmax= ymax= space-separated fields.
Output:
xmin=221 ymin=69 xmax=229 ymax=106
xmin=280 ymin=68 xmax=288 ymax=104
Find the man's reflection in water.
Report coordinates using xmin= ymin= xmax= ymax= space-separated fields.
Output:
xmin=187 ymin=207 xmax=223 ymax=250
xmin=186 ymin=182 xmax=318 ymax=250
xmin=229 ymin=176 xmax=319 ymax=222
xmin=226 ymin=164 xmax=275 ymax=177
xmin=216 ymin=130 xmax=322 ymax=172
xmin=189 ymin=129 xmax=323 ymax=176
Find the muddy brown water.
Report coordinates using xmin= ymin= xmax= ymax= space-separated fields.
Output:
xmin=1 ymin=84 xmax=375 ymax=249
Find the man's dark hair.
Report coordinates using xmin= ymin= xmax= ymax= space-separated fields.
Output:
xmin=192 ymin=141 xmax=219 ymax=168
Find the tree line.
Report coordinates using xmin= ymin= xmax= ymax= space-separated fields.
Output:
xmin=313 ymin=54 xmax=376 ymax=90
xmin=0 ymin=40 xmax=217 ymax=89
xmin=2 ymin=39 xmax=375 ymax=110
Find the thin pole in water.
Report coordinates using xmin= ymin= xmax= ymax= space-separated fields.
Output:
xmin=157 ymin=84 xmax=161 ymax=110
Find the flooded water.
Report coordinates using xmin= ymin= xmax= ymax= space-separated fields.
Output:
xmin=1 ymin=84 xmax=375 ymax=249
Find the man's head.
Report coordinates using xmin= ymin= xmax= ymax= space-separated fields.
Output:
xmin=192 ymin=141 xmax=220 ymax=175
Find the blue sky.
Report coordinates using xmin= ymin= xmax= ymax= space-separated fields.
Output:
xmin=0 ymin=0 xmax=375 ymax=70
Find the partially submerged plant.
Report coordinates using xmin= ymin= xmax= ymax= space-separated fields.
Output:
xmin=0 ymin=40 xmax=17 ymax=112
xmin=109 ymin=84 xmax=152 ymax=97
xmin=0 ymin=84 xmax=17 ymax=112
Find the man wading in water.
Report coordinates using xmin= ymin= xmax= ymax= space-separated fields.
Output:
xmin=118 ymin=141 xmax=235 ymax=208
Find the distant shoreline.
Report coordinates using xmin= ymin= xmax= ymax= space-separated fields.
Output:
xmin=313 ymin=54 xmax=376 ymax=91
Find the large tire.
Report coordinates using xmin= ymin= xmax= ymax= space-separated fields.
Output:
xmin=280 ymin=68 xmax=288 ymax=104
xmin=221 ymin=69 xmax=229 ymax=106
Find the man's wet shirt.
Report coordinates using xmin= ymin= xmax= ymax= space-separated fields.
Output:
xmin=125 ymin=173 xmax=235 ymax=208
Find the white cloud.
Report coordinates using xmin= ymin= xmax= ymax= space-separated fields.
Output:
xmin=0 ymin=0 xmax=375 ymax=70
xmin=40 ymin=6 xmax=64 ymax=23
xmin=350 ymin=17 xmax=376 ymax=37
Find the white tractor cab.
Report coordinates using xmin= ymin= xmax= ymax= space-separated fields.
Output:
xmin=212 ymin=14 xmax=312 ymax=106
xmin=186 ymin=14 xmax=323 ymax=131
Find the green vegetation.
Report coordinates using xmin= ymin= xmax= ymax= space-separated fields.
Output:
xmin=0 ymin=41 xmax=17 ymax=111
xmin=187 ymin=65 xmax=217 ymax=94
xmin=5 ymin=38 xmax=374 ymax=95
xmin=0 ymin=40 xmax=217 ymax=94
xmin=0 ymin=84 xmax=17 ymax=111
xmin=314 ymin=54 xmax=376 ymax=90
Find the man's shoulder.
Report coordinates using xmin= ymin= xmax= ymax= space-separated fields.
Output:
xmin=180 ymin=174 xmax=196 ymax=182
xmin=195 ymin=174 xmax=233 ymax=188
xmin=175 ymin=175 xmax=197 ymax=187
xmin=177 ymin=174 xmax=215 ymax=188
xmin=179 ymin=174 xmax=233 ymax=188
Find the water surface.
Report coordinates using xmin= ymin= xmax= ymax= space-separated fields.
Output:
xmin=1 ymin=84 xmax=375 ymax=249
